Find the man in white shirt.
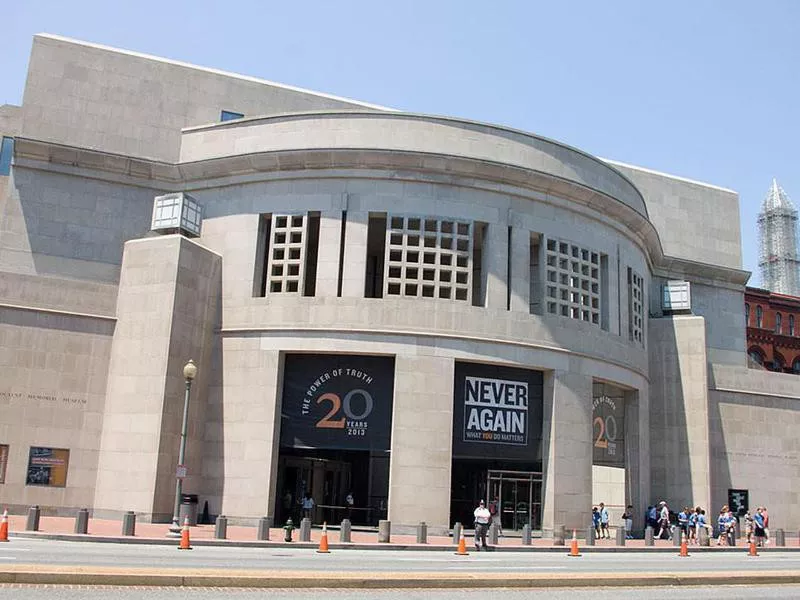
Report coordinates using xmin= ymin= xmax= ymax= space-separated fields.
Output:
xmin=473 ymin=499 xmax=491 ymax=551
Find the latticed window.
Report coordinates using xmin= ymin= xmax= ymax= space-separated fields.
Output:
xmin=628 ymin=268 xmax=644 ymax=344
xmin=384 ymin=216 xmax=472 ymax=301
xmin=544 ymin=238 xmax=601 ymax=326
xmin=266 ymin=214 xmax=306 ymax=293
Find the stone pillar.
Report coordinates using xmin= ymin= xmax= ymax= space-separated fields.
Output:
xmin=481 ymin=221 xmax=509 ymax=309
xmin=121 ymin=511 xmax=136 ymax=536
xmin=453 ymin=522 xmax=462 ymax=545
xmin=616 ymin=526 xmax=626 ymax=546
xmin=624 ymin=387 xmax=649 ymax=534
xmin=553 ymin=524 xmax=565 ymax=546
xmin=340 ymin=519 xmax=352 ymax=543
xmin=645 ymin=526 xmax=654 ymax=546
xmin=378 ymin=520 xmax=391 ymax=543
xmin=299 ymin=518 xmax=311 ymax=542
xmin=698 ymin=526 xmax=710 ymax=546
xmin=315 ymin=210 xmax=344 ymax=297
xmin=257 ymin=517 xmax=271 ymax=541
xmin=541 ymin=370 xmax=593 ymax=535
xmin=387 ymin=355 xmax=454 ymax=531
xmin=521 ymin=524 xmax=532 ymax=545
xmin=416 ymin=522 xmax=427 ymax=544
xmin=508 ymin=223 xmax=530 ymax=313
xmin=74 ymin=508 xmax=89 ymax=534
xmin=775 ymin=528 xmax=785 ymax=546
xmin=585 ymin=525 xmax=595 ymax=546
xmin=214 ymin=515 xmax=227 ymax=539
xmin=93 ymin=235 xmax=221 ymax=520
xmin=340 ymin=210 xmax=368 ymax=297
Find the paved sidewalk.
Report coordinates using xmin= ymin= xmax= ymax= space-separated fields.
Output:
xmin=3 ymin=514 xmax=796 ymax=551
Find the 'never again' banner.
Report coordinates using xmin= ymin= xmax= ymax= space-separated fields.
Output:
xmin=452 ymin=362 xmax=543 ymax=460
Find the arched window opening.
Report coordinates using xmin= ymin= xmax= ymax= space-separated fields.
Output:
xmin=748 ymin=347 xmax=765 ymax=368
xmin=773 ymin=352 xmax=786 ymax=372
xmin=792 ymin=358 xmax=800 ymax=374
xmin=776 ymin=313 xmax=782 ymax=334
xmin=756 ymin=306 xmax=763 ymax=328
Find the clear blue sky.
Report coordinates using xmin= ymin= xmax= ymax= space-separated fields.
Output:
xmin=2 ymin=0 xmax=798 ymax=284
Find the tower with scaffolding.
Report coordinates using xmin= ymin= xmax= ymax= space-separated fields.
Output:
xmin=758 ymin=179 xmax=800 ymax=296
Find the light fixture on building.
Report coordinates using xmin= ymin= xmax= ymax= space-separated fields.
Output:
xmin=151 ymin=192 xmax=203 ymax=237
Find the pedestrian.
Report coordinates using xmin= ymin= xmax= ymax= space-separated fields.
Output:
xmin=744 ymin=510 xmax=753 ymax=545
xmin=301 ymin=492 xmax=315 ymax=521
xmin=345 ymin=491 xmax=354 ymax=520
xmin=473 ymin=499 xmax=491 ymax=551
xmin=687 ymin=507 xmax=698 ymax=544
xmin=656 ymin=501 xmax=671 ymax=540
xmin=622 ymin=505 xmax=634 ymax=539
xmin=762 ymin=506 xmax=770 ymax=545
xmin=753 ymin=507 xmax=766 ymax=547
xmin=488 ymin=496 xmax=503 ymax=537
xmin=599 ymin=502 xmax=610 ymax=538
xmin=717 ymin=505 xmax=734 ymax=546
xmin=592 ymin=506 xmax=601 ymax=539
xmin=677 ymin=506 xmax=689 ymax=541
xmin=646 ymin=505 xmax=657 ymax=530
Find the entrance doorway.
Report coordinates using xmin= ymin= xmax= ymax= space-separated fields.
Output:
xmin=486 ymin=470 xmax=542 ymax=531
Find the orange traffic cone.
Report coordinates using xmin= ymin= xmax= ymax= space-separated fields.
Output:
xmin=317 ymin=521 xmax=330 ymax=553
xmin=679 ymin=532 xmax=689 ymax=557
xmin=747 ymin=540 xmax=759 ymax=557
xmin=454 ymin=529 xmax=469 ymax=555
xmin=0 ymin=509 xmax=8 ymax=542
xmin=178 ymin=516 xmax=192 ymax=550
xmin=568 ymin=529 xmax=581 ymax=557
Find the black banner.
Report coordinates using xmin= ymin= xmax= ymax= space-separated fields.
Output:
xmin=280 ymin=354 xmax=395 ymax=451
xmin=592 ymin=392 xmax=625 ymax=467
xmin=452 ymin=362 xmax=543 ymax=460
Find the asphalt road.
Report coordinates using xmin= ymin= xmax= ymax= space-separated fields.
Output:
xmin=1 ymin=537 xmax=799 ymax=574
xmin=3 ymin=585 xmax=800 ymax=599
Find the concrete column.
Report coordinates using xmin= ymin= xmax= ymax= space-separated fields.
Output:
xmin=625 ymin=387 xmax=650 ymax=533
xmin=482 ymin=222 xmax=508 ymax=309
xmin=340 ymin=211 xmax=369 ymax=297
xmin=388 ymin=355 xmax=454 ymax=531
xmin=508 ymin=223 xmax=530 ymax=313
xmin=93 ymin=236 xmax=221 ymax=520
xmin=541 ymin=370 xmax=593 ymax=535
xmin=315 ymin=210 xmax=344 ymax=297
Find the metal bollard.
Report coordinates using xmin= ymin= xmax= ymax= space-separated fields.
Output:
xmin=775 ymin=528 xmax=785 ymax=547
xmin=521 ymin=523 xmax=532 ymax=545
xmin=673 ymin=529 xmax=682 ymax=547
xmin=257 ymin=516 xmax=271 ymax=541
xmin=340 ymin=519 xmax=352 ymax=543
xmin=378 ymin=519 xmax=391 ymax=543
xmin=26 ymin=506 xmax=40 ymax=532
xmin=585 ymin=525 xmax=595 ymax=546
xmin=698 ymin=526 xmax=710 ymax=546
xmin=74 ymin=508 xmax=89 ymax=534
xmin=214 ymin=515 xmax=227 ymax=540
xmin=645 ymin=526 xmax=654 ymax=546
xmin=453 ymin=522 xmax=462 ymax=545
xmin=553 ymin=524 xmax=565 ymax=546
xmin=299 ymin=517 xmax=311 ymax=542
xmin=121 ymin=511 xmax=136 ymax=536
xmin=616 ymin=526 xmax=626 ymax=546
xmin=416 ymin=521 xmax=427 ymax=544
xmin=489 ymin=523 xmax=499 ymax=545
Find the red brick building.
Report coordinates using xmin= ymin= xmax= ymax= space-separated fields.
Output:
xmin=746 ymin=286 xmax=800 ymax=372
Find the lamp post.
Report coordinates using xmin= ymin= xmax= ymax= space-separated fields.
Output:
xmin=168 ymin=359 xmax=197 ymax=536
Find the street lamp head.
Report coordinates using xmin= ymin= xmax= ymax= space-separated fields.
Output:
xmin=183 ymin=359 xmax=197 ymax=381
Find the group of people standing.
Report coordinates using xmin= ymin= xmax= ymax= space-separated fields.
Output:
xmin=647 ymin=501 xmax=771 ymax=546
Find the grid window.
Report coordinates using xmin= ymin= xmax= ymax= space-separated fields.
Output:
xmin=628 ymin=268 xmax=644 ymax=344
xmin=545 ymin=238 xmax=602 ymax=326
xmin=384 ymin=216 xmax=472 ymax=302
xmin=266 ymin=214 xmax=306 ymax=294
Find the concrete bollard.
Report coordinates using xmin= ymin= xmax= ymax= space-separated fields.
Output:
xmin=26 ymin=506 xmax=40 ymax=532
xmin=775 ymin=528 xmax=785 ymax=547
xmin=673 ymin=530 xmax=682 ymax=547
xmin=214 ymin=515 xmax=227 ymax=540
xmin=453 ymin=522 xmax=462 ymax=545
xmin=378 ymin=519 xmax=391 ymax=543
xmin=616 ymin=526 xmax=626 ymax=546
xmin=698 ymin=526 xmax=710 ymax=546
xmin=553 ymin=524 xmax=565 ymax=546
xmin=521 ymin=524 xmax=531 ymax=545
xmin=416 ymin=521 xmax=427 ymax=544
xmin=585 ymin=525 xmax=595 ymax=546
xmin=489 ymin=523 xmax=499 ymax=545
xmin=121 ymin=511 xmax=136 ymax=536
xmin=257 ymin=516 xmax=271 ymax=541
xmin=340 ymin=519 xmax=352 ymax=543
xmin=299 ymin=518 xmax=311 ymax=542
xmin=645 ymin=526 xmax=654 ymax=546
xmin=74 ymin=508 xmax=89 ymax=534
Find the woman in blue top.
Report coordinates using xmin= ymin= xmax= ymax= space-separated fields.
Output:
xmin=592 ymin=507 xmax=601 ymax=539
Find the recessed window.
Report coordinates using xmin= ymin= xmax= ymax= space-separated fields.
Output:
xmin=0 ymin=137 xmax=13 ymax=176
xmin=790 ymin=315 xmax=795 ymax=336
xmin=776 ymin=313 xmax=782 ymax=334
xmin=756 ymin=306 xmax=763 ymax=328
xmin=220 ymin=110 xmax=245 ymax=122
xmin=26 ymin=447 xmax=70 ymax=487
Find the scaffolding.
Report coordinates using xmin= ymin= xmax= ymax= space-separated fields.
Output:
xmin=758 ymin=179 xmax=800 ymax=296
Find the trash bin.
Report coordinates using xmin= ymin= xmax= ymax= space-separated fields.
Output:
xmin=179 ymin=494 xmax=199 ymax=526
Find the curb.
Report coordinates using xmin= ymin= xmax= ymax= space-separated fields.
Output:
xmin=2 ymin=567 xmax=800 ymax=588
xmin=8 ymin=531 xmax=800 ymax=552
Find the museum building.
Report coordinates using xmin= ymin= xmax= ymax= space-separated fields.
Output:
xmin=1 ymin=34 xmax=799 ymax=535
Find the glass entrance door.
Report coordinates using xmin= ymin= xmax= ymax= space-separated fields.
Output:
xmin=487 ymin=470 xmax=542 ymax=531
